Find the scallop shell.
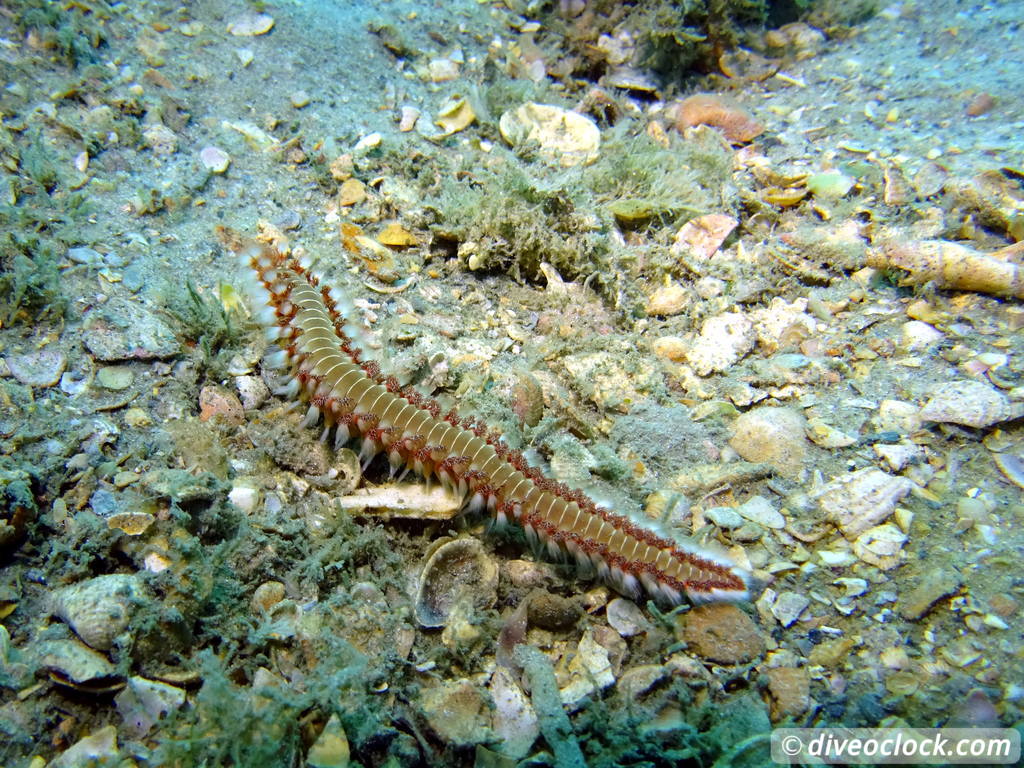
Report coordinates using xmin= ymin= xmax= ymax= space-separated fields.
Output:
xmin=920 ymin=380 xmax=1024 ymax=429
xmin=50 ymin=573 xmax=146 ymax=650
xmin=415 ymin=538 xmax=498 ymax=628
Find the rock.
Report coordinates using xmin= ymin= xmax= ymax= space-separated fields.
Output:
xmin=852 ymin=523 xmax=907 ymax=569
xmin=398 ymin=105 xmax=420 ymax=132
xmin=899 ymin=566 xmax=963 ymax=620
xmin=235 ymin=374 xmax=269 ymax=410
xmin=427 ymin=57 xmax=459 ymax=82
xmin=729 ymin=406 xmax=806 ymax=479
xmin=95 ymin=365 xmax=134 ymax=390
xmin=678 ymin=603 xmax=764 ymax=664
xmin=527 ymin=592 xmax=582 ymax=631
xmin=47 ymin=725 xmax=120 ymax=768
xmin=873 ymin=441 xmax=923 ymax=472
xmin=901 ymin=320 xmax=943 ymax=350
xmin=606 ymin=598 xmax=650 ymax=637
xmin=749 ymin=298 xmax=817 ymax=354
xmin=875 ymin=399 xmax=923 ymax=434
xmin=290 ymin=90 xmax=311 ymax=109
xmin=561 ymin=351 xmax=657 ymax=412
xmin=765 ymin=667 xmax=810 ymax=721
xmin=686 ymin=312 xmax=755 ymax=375
xmin=805 ymin=418 xmax=857 ymax=448
xmin=115 ymin=676 xmax=186 ymax=739
xmin=811 ymin=468 xmax=913 ymax=539
xmin=420 ymin=679 xmax=488 ymax=746
xmin=920 ymin=380 xmax=1024 ymax=429
xmin=560 ymin=627 xmax=615 ymax=706
xmin=251 ymin=581 xmax=286 ymax=613
xmin=199 ymin=385 xmax=244 ymax=425
xmin=651 ymin=335 xmax=688 ymax=363
xmin=338 ymin=178 xmax=366 ymax=206
xmin=4 ymin=349 xmax=66 ymax=387
xmin=82 ymin=298 xmax=178 ymax=361
xmin=143 ymin=123 xmax=177 ymax=154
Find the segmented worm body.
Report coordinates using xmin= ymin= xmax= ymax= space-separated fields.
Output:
xmin=240 ymin=243 xmax=747 ymax=604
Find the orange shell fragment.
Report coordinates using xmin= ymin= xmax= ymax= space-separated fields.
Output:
xmin=675 ymin=94 xmax=765 ymax=144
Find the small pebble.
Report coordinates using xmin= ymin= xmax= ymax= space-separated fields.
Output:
xmin=200 ymin=146 xmax=231 ymax=174
xmin=398 ymin=105 xmax=420 ymax=132
xmin=737 ymin=495 xmax=786 ymax=529
xmin=68 ymin=246 xmax=103 ymax=265
xmin=252 ymin=581 xmax=286 ymax=613
xmin=645 ymin=282 xmax=688 ymax=316
xmin=235 ymin=375 xmax=269 ymax=410
xmin=705 ymin=505 xmax=744 ymax=529
xmin=96 ymin=365 xmax=134 ymax=390
xmin=606 ymin=598 xmax=649 ymax=637
xmin=290 ymin=90 xmax=310 ymax=108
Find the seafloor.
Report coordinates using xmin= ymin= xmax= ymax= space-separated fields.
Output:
xmin=0 ymin=0 xmax=1022 ymax=766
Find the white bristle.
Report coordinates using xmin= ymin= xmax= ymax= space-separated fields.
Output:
xmin=264 ymin=327 xmax=283 ymax=342
xmin=301 ymin=406 xmax=321 ymax=428
xmin=273 ymin=379 xmax=300 ymax=398
xmin=265 ymin=349 xmax=290 ymax=369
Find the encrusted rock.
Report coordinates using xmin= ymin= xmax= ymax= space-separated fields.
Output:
xmin=678 ymin=603 xmax=764 ymax=664
xmin=686 ymin=312 xmax=755 ymax=375
xmin=729 ymin=406 xmax=806 ymax=479
xmin=420 ymin=679 xmax=488 ymax=746
xmin=766 ymin=667 xmax=810 ymax=721
xmin=527 ymin=592 xmax=582 ymax=631
xmin=899 ymin=566 xmax=963 ymax=620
